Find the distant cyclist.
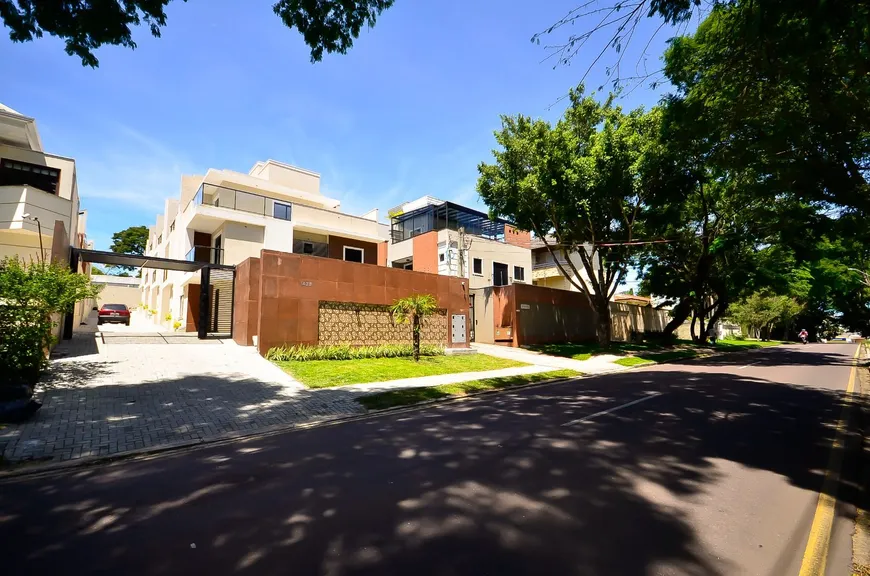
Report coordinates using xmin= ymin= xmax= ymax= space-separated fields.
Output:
xmin=798 ymin=329 xmax=808 ymax=344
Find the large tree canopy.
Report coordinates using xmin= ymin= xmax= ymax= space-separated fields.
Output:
xmin=0 ymin=0 xmax=394 ymax=66
xmin=108 ymin=225 xmax=148 ymax=271
xmin=477 ymin=86 xmax=662 ymax=346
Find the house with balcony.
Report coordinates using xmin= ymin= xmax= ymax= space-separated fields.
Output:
xmin=387 ymin=196 xmax=532 ymax=290
xmin=530 ymin=235 xmax=598 ymax=292
xmin=0 ymin=103 xmax=87 ymax=265
xmin=140 ymin=159 xmax=388 ymax=331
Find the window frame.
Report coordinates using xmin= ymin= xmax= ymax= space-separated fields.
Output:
xmin=0 ymin=158 xmax=61 ymax=195
xmin=343 ymin=246 xmax=364 ymax=263
xmin=273 ymin=201 xmax=292 ymax=221
xmin=302 ymin=241 xmax=314 ymax=254
xmin=514 ymin=266 xmax=525 ymax=282
xmin=472 ymin=258 xmax=483 ymax=275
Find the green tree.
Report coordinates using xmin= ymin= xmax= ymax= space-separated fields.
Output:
xmin=0 ymin=257 xmax=101 ymax=385
xmin=478 ymin=86 xmax=662 ymax=346
xmin=729 ymin=292 xmax=803 ymax=340
xmin=1 ymin=0 xmax=394 ymax=67
xmin=109 ymin=225 xmax=149 ymax=271
xmin=390 ymin=294 xmax=438 ymax=361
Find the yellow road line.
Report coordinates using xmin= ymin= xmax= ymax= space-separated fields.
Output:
xmin=799 ymin=346 xmax=861 ymax=576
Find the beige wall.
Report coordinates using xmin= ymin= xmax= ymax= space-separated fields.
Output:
xmin=467 ymin=235 xmax=532 ymax=290
xmin=609 ymin=302 xmax=671 ymax=342
xmin=218 ymin=222 xmax=265 ymax=265
xmin=292 ymin=203 xmax=383 ymax=240
xmin=250 ymin=161 xmax=320 ymax=195
xmin=0 ymin=229 xmax=42 ymax=262
xmin=470 ymin=287 xmax=495 ymax=343
xmin=91 ymin=282 xmax=141 ymax=308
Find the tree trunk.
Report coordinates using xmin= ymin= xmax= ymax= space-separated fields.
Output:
xmin=663 ymin=298 xmax=694 ymax=337
xmin=594 ymin=297 xmax=612 ymax=348
xmin=690 ymin=313 xmax=698 ymax=342
xmin=412 ymin=315 xmax=420 ymax=361
xmin=698 ymin=311 xmax=707 ymax=344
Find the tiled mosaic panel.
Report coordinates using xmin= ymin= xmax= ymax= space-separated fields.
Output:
xmin=318 ymin=301 xmax=447 ymax=346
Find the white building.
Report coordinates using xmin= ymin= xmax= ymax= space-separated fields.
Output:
xmin=0 ymin=103 xmax=87 ymax=265
xmin=140 ymin=159 xmax=388 ymax=332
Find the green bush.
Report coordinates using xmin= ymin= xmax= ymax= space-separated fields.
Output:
xmin=0 ymin=258 xmax=101 ymax=386
xmin=732 ymin=333 xmax=747 ymax=341
xmin=266 ymin=343 xmax=445 ymax=362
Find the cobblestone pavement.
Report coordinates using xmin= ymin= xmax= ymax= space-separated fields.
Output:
xmin=0 ymin=332 xmax=364 ymax=465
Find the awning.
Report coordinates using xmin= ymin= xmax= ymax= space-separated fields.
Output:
xmin=72 ymin=248 xmax=234 ymax=272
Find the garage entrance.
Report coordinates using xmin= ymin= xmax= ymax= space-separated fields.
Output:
xmin=68 ymin=248 xmax=235 ymax=341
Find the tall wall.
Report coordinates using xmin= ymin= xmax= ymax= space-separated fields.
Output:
xmin=235 ymin=250 xmax=470 ymax=354
xmin=609 ymin=302 xmax=670 ymax=342
xmin=411 ymin=231 xmax=438 ymax=273
xmin=513 ymin=283 xmax=597 ymax=346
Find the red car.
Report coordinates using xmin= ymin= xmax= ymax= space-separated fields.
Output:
xmin=97 ymin=304 xmax=131 ymax=326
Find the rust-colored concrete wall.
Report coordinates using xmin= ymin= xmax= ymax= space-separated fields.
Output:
xmin=232 ymin=258 xmax=260 ymax=345
xmin=186 ymin=284 xmax=201 ymax=333
xmin=327 ymin=236 xmax=378 ymax=265
xmin=513 ymin=283 xmax=596 ymax=346
xmin=412 ymin=231 xmax=438 ymax=273
xmin=503 ymin=224 xmax=531 ymax=249
xmin=245 ymin=250 xmax=469 ymax=355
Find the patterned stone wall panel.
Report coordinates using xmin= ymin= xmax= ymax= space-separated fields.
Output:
xmin=318 ymin=301 xmax=447 ymax=346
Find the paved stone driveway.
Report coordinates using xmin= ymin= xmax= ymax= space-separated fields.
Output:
xmin=0 ymin=332 xmax=364 ymax=464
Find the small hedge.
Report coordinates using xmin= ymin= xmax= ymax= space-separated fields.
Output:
xmin=265 ymin=343 xmax=445 ymax=362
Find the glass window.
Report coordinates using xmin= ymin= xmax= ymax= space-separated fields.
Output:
xmin=514 ymin=266 xmax=525 ymax=281
xmin=439 ymin=253 xmax=445 ymax=262
xmin=0 ymin=159 xmax=61 ymax=194
xmin=303 ymin=242 xmax=314 ymax=254
xmin=343 ymin=246 xmax=364 ymax=263
xmin=473 ymin=258 xmax=482 ymax=274
xmin=273 ymin=202 xmax=292 ymax=221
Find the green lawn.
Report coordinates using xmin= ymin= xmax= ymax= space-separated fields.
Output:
xmin=527 ymin=340 xmax=694 ymax=361
xmin=357 ymin=369 xmax=582 ymax=410
xmin=613 ymin=356 xmax=656 ymax=367
xmin=274 ymin=354 xmax=528 ymax=389
xmin=612 ymin=339 xmax=782 ymax=367
xmin=530 ymin=338 xmax=782 ymax=363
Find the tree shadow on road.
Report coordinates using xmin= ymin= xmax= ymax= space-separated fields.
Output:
xmin=0 ymin=347 xmax=861 ymax=575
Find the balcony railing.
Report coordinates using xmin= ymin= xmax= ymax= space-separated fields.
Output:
xmin=533 ymin=259 xmax=570 ymax=270
xmin=186 ymin=245 xmax=224 ymax=265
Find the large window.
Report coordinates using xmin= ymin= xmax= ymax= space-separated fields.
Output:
xmin=343 ymin=246 xmax=364 ymax=263
xmin=514 ymin=266 xmax=525 ymax=282
xmin=472 ymin=258 xmax=483 ymax=275
xmin=273 ymin=202 xmax=292 ymax=221
xmin=0 ymin=159 xmax=60 ymax=195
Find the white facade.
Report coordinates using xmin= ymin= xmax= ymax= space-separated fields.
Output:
xmin=0 ymin=103 xmax=84 ymax=264
xmin=531 ymin=238 xmax=598 ymax=293
xmin=140 ymin=159 xmax=386 ymax=330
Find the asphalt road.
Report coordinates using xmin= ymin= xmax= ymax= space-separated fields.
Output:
xmin=0 ymin=343 xmax=859 ymax=576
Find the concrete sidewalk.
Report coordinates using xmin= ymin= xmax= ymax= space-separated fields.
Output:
xmin=472 ymin=342 xmax=628 ymax=374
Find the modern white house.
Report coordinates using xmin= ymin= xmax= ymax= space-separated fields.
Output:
xmin=530 ymin=235 xmax=598 ymax=292
xmin=387 ymin=196 xmax=533 ymax=290
xmin=140 ymin=159 xmax=389 ymax=331
xmin=0 ymin=103 xmax=88 ymax=265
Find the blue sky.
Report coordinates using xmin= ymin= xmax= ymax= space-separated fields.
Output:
xmin=0 ymin=0 xmax=689 ymax=255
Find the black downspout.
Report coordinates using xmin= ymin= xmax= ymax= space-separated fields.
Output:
xmin=63 ymin=250 xmax=79 ymax=340
xmin=198 ymin=265 xmax=211 ymax=340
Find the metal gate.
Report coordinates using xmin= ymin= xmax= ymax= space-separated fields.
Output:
xmin=200 ymin=265 xmax=235 ymax=337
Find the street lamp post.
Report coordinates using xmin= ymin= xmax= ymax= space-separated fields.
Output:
xmin=21 ymin=213 xmax=44 ymax=263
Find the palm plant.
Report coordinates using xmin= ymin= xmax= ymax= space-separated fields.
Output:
xmin=390 ymin=294 xmax=438 ymax=361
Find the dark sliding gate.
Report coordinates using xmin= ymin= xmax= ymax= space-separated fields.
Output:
xmin=199 ymin=265 xmax=235 ymax=338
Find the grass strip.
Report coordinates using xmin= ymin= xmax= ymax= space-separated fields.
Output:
xmin=357 ymin=369 xmax=582 ymax=410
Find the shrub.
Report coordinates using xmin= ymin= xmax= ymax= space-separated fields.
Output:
xmin=266 ymin=343 xmax=445 ymax=362
xmin=0 ymin=258 xmax=101 ymax=386
xmin=173 ymin=320 xmax=182 ymax=331
xmin=733 ymin=333 xmax=747 ymax=341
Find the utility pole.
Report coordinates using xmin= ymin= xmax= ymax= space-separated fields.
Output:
xmin=22 ymin=213 xmax=43 ymax=263
xmin=457 ymin=227 xmax=473 ymax=278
